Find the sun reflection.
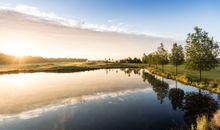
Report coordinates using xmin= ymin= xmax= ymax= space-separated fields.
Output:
xmin=0 ymin=74 xmax=30 ymax=89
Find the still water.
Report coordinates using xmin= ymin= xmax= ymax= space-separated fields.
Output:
xmin=0 ymin=69 xmax=219 ymax=130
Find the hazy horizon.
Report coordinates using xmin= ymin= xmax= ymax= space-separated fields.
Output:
xmin=0 ymin=0 xmax=219 ymax=60
xmin=0 ymin=9 xmax=178 ymax=60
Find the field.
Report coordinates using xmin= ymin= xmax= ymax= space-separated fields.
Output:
xmin=0 ymin=62 xmax=147 ymax=74
xmin=160 ymin=64 xmax=220 ymax=84
xmin=147 ymin=63 xmax=220 ymax=95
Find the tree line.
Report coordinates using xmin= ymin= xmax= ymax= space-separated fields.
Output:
xmin=0 ymin=53 xmax=88 ymax=64
xmin=123 ymin=27 xmax=220 ymax=81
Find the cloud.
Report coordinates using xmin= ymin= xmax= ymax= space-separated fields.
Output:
xmin=0 ymin=4 xmax=176 ymax=39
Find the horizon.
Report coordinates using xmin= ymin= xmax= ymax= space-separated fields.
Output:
xmin=0 ymin=0 xmax=219 ymax=60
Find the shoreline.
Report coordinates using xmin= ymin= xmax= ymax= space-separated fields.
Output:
xmin=147 ymin=67 xmax=220 ymax=95
xmin=0 ymin=62 xmax=219 ymax=95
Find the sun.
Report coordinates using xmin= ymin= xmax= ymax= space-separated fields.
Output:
xmin=2 ymin=39 xmax=33 ymax=57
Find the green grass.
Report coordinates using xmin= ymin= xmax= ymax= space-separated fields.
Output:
xmin=0 ymin=62 xmax=147 ymax=74
xmin=147 ymin=64 xmax=220 ymax=95
xmin=155 ymin=64 xmax=220 ymax=84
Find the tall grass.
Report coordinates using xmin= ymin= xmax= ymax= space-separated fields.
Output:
xmin=193 ymin=114 xmax=220 ymax=130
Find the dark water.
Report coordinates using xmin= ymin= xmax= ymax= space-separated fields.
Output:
xmin=0 ymin=69 xmax=219 ymax=130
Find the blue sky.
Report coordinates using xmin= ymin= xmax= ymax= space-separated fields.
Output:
xmin=0 ymin=0 xmax=220 ymax=41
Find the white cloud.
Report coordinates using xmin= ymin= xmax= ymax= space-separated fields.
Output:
xmin=0 ymin=4 xmax=177 ymax=39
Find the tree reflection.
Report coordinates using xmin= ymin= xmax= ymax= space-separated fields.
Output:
xmin=133 ymin=68 xmax=141 ymax=75
xmin=168 ymin=81 xmax=185 ymax=110
xmin=120 ymin=68 xmax=141 ymax=77
xmin=142 ymin=71 xmax=169 ymax=104
xmin=169 ymin=88 xmax=185 ymax=110
xmin=183 ymin=92 xmax=218 ymax=129
xmin=140 ymin=70 xmax=218 ymax=129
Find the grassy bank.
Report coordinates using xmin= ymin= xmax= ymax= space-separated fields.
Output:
xmin=0 ymin=62 xmax=147 ymax=74
xmin=0 ymin=62 xmax=219 ymax=94
xmin=147 ymin=64 xmax=220 ymax=95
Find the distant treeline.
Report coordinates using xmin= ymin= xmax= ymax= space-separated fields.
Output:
xmin=0 ymin=53 xmax=87 ymax=64
xmin=119 ymin=57 xmax=142 ymax=63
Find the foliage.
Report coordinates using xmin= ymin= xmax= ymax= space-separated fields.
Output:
xmin=147 ymin=66 xmax=220 ymax=95
xmin=185 ymin=27 xmax=220 ymax=80
xmin=170 ymin=43 xmax=184 ymax=65
xmin=169 ymin=43 xmax=184 ymax=75
xmin=142 ymin=53 xmax=148 ymax=63
xmin=119 ymin=57 xmax=142 ymax=63
xmin=0 ymin=53 xmax=87 ymax=64
xmin=156 ymin=43 xmax=169 ymax=66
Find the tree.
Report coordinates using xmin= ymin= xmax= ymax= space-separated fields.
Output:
xmin=147 ymin=53 xmax=154 ymax=66
xmin=142 ymin=53 xmax=148 ymax=63
xmin=147 ymin=52 xmax=160 ymax=68
xmin=169 ymin=43 xmax=184 ymax=76
xmin=157 ymin=43 xmax=169 ymax=72
xmin=119 ymin=57 xmax=141 ymax=63
xmin=185 ymin=27 xmax=220 ymax=81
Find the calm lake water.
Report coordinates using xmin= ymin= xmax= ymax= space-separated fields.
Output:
xmin=0 ymin=69 xmax=219 ymax=130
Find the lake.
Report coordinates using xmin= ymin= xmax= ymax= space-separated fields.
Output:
xmin=0 ymin=69 xmax=219 ymax=130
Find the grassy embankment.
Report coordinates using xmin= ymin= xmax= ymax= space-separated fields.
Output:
xmin=147 ymin=64 xmax=220 ymax=94
xmin=0 ymin=62 xmax=147 ymax=74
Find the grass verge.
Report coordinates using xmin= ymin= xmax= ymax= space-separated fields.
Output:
xmin=147 ymin=66 xmax=220 ymax=95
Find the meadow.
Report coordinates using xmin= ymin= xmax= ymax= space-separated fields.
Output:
xmin=0 ymin=62 xmax=146 ymax=74
xmin=157 ymin=64 xmax=220 ymax=84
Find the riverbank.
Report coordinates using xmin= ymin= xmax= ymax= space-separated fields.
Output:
xmin=0 ymin=62 xmax=219 ymax=95
xmin=0 ymin=62 xmax=147 ymax=74
xmin=147 ymin=66 xmax=220 ymax=95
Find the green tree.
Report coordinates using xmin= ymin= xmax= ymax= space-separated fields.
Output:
xmin=169 ymin=43 xmax=184 ymax=76
xmin=147 ymin=52 xmax=159 ymax=68
xmin=185 ymin=27 xmax=220 ymax=81
xmin=157 ymin=43 xmax=169 ymax=72
xmin=142 ymin=53 xmax=148 ymax=63
xmin=147 ymin=53 xmax=154 ymax=66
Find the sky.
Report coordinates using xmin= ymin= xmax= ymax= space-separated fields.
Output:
xmin=0 ymin=0 xmax=219 ymax=59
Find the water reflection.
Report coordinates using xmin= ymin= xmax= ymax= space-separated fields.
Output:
xmin=168 ymin=81 xmax=185 ymax=110
xmin=183 ymin=92 xmax=218 ymax=129
xmin=169 ymin=88 xmax=185 ymax=110
xmin=140 ymin=70 xmax=218 ymax=128
xmin=0 ymin=69 xmax=219 ymax=130
xmin=142 ymin=71 xmax=169 ymax=104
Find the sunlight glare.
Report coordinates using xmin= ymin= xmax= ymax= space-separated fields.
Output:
xmin=2 ymin=39 xmax=33 ymax=57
